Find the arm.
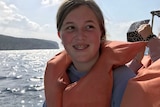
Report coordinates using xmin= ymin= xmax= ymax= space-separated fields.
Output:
xmin=127 ymin=46 xmax=145 ymax=74
xmin=127 ymin=57 xmax=143 ymax=74
xmin=147 ymin=37 xmax=160 ymax=62
xmin=137 ymin=24 xmax=160 ymax=62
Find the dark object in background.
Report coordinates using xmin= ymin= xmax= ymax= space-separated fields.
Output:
xmin=150 ymin=10 xmax=160 ymax=30
xmin=0 ymin=34 xmax=59 ymax=50
xmin=127 ymin=19 xmax=150 ymax=42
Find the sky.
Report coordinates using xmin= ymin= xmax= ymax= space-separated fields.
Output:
xmin=0 ymin=0 xmax=160 ymax=48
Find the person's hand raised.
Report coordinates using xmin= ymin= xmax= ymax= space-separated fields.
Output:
xmin=137 ymin=24 xmax=153 ymax=40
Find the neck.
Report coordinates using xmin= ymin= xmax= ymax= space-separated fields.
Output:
xmin=72 ymin=54 xmax=99 ymax=72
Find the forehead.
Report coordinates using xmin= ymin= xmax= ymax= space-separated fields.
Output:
xmin=63 ymin=5 xmax=98 ymax=23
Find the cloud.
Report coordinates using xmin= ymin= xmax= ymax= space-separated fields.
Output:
xmin=0 ymin=1 xmax=17 ymax=17
xmin=0 ymin=1 xmax=42 ymax=31
xmin=0 ymin=1 xmax=52 ymax=39
xmin=41 ymin=0 xmax=63 ymax=7
xmin=106 ymin=21 xmax=133 ymax=41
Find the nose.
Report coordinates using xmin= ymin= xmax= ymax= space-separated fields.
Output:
xmin=75 ymin=29 xmax=86 ymax=40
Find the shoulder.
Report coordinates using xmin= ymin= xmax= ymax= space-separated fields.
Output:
xmin=111 ymin=65 xmax=136 ymax=107
xmin=113 ymin=65 xmax=136 ymax=82
xmin=101 ymin=41 xmax=147 ymax=67
xmin=112 ymin=65 xmax=136 ymax=91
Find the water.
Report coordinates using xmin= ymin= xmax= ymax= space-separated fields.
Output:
xmin=0 ymin=49 xmax=61 ymax=107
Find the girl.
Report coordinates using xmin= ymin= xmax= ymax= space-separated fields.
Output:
xmin=43 ymin=0 xmax=146 ymax=107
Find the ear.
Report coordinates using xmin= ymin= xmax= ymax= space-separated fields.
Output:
xmin=58 ymin=32 xmax=63 ymax=45
xmin=58 ymin=32 xmax=61 ymax=38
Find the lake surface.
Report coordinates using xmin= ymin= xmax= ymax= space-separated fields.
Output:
xmin=0 ymin=49 xmax=61 ymax=107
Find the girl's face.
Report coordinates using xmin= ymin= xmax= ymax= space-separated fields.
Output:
xmin=58 ymin=5 xmax=102 ymax=64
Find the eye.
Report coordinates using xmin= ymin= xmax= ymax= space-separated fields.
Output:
xmin=86 ymin=25 xmax=95 ymax=30
xmin=65 ymin=26 xmax=75 ymax=31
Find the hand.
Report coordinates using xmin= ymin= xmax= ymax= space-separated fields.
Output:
xmin=137 ymin=24 xmax=153 ymax=40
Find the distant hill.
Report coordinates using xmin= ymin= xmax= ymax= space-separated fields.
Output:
xmin=0 ymin=34 xmax=59 ymax=50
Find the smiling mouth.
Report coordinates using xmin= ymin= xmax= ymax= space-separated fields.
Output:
xmin=73 ymin=44 xmax=89 ymax=50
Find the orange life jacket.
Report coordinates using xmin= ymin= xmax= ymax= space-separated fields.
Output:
xmin=121 ymin=58 xmax=160 ymax=107
xmin=44 ymin=41 xmax=146 ymax=107
xmin=121 ymin=41 xmax=160 ymax=107
xmin=121 ymin=38 xmax=160 ymax=107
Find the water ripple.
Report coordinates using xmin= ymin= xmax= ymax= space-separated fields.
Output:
xmin=0 ymin=49 xmax=61 ymax=107
xmin=21 ymin=84 xmax=44 ymax=92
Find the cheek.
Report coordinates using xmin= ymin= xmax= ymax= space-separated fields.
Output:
xmin=60 ymin=33 xmax=73 ymax=45
xmin=91 ymin=32 xmax=101 ymax=49
xmin=89 ymin=32 xmax=101 ymax=43
xmin=93 ymin=37 xmax=101 ymax=49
